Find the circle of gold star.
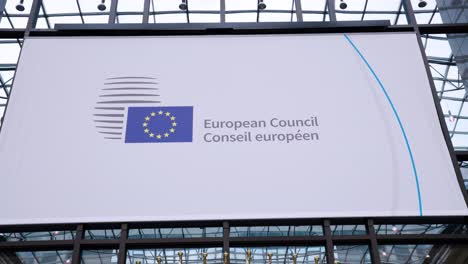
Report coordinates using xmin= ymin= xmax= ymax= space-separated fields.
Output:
xmin=142 ymin=110 xmax=177 ymax=140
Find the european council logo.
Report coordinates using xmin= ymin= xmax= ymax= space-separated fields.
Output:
xmin=125 ymin=106 xmax=193 ymax=143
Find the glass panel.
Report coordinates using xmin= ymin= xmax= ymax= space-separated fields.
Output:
xmin=189 ymin=13 xmax=220 ymax=23
xmin=118 ymin=0 xmax=145 ymax=12
xmin=85 ymin=229 xmax=121 ymax=239
xmin=230 ymin=226 xmax=323 ymax=237
xmin=41 ymin=0 xmax=82 ymax=28
xmin=335 ymin=0 xmax=407 ymax=25
xmin=79 ymin=1 xmax=110 ymax=24
xmin=226 ymin=13 xmax=257 ymax=23
xmin=331 ymin=225 xmax=367 ymax=236
xmin=259 ymin=12 xmax=293 ymax=22
xmin=460 ymin=163 xmax=468 ymax=189
xmin=0 ymin=231 xmax=75 ymax=241
xmin=226 ymin=0 xmax=257 ymax=11
xmin=127 ymin=248 xmax=223 ymax=264
xmin=2 ymin=0 xmax=33 ymax=29
xmin=117 ymin=15 xmax=143 ymax=23
xmin=117 ymin=0 xmax=144 ymax=24
xmin=422 ymin=33 xmax=468 ymax=150
xmin=230 ymin=247 xmax=327 ymax=263
xmin=302 ymin=0 xmax=328 ymax=22
xmin=437 ymin=0 xmax=468 ymax=24
xmin=303 ymin=13 xmax=326 ymax=22
xmin=0 ymin=38 xmax=21 ymax=64
xmin=412 ymin=0 xmax=437 ymax=24
xmin=40 ymin=0 xmax=109 ymax=26
xmin=301 ymin=0 xmax=327 ymax=11
xmin=190 ymin=0 xmax=220 ymax=11
xmin=0 ymin=16 xmax=29 ymax=29
xmin=82 ymin=15 xmax=109 ymax=24
xmin=375 ymin=224 xmax=468 ymax=235
xmin=155 ymin=14 xmax=187 ymax=23
xmin=412 ymin=0 xmax=468 ymax=25
xmin=257 ymin=0 xmax=295 ymax=23
xmin=48 ymin=16 xmax=83 ymax=26
xmin=379 ymin=244 xmax=468 ymax=264
xmin=82 ymin=249 xmax=119 ymax=264
xmin=0 ymin=250 xmax=73 ymax=264
xmin=334 ymin=245 xmax=371 ymax=264
xmin=335 ymin=0 xmax=366 ymax=21
xmin=154 ymin=0 xmax=182 ymax=12
xmin=128 ymin=227 xmax=223 ymax=239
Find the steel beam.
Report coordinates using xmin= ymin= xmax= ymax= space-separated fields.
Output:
xmin=143 ymin=0 xmax=150 ymax=23
xmin=0 ymin=0 xmax=6 ymax=23
xmin=108 ymin=0 xmax=119 ymax=24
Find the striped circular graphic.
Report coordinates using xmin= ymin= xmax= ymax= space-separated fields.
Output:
xmin=93 ymin=76 xmax=161 ymax=141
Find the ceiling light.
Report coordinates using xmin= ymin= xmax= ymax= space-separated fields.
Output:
xmin=258 ymin=1 xmax=267 ymax=10
xmin=97 ymin=0 xmax=106 ymax=11
xmin=418 ymin=0 xmax=427 ymax=8
xmin=340 ymin=0 xmax=347 ymax=9
xmin=179 ymin=0 xmax=188 ymax=11
xmin=16 ymin=0 xmax=25 ymax=12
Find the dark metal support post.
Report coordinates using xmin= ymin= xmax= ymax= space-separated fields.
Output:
xmin=223 ymin=221 xmax=230 ymax=264
xmin=327 ymin=0 xmax=336 ymax=21
xmin=402 ymin=0 xmax=417 ymax=26
xmin=143 ymin=0 xmax=151 ymax=24
xmin=220 ymin=0 xmax=226 ymax=23
xmin=323 ymin=219 xmax=335 ymax=264
xmin=71 ymin=225 xmax=84 ymax=264
xmin=367 ymin=219 xmax=381 ymax=264
xmin=117 ymin=224 xmax=128 ymax=264
xmin=25 ymin=0 xmax=42 ymax=36
xmin=108 ymin=0 xmax=119 ymax=24
xmin=294 ymin=0 xmax=303 ymax=22
xmin=0 ymin=0 xmax=6 ymax=22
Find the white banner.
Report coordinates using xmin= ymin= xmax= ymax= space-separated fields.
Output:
xmin=0 ymin=33 xmax=466 ymax=224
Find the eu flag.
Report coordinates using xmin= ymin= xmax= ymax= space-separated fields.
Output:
xmin=125 ymin=106 xmax=193 ymax=143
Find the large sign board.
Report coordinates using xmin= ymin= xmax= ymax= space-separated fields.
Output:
xmin=0 ymin=33 xmax=467 ymax=224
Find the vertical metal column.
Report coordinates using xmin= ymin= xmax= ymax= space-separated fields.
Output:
xmin=323 ymin=219 xmax=335 ymax=264
xmin=117 ymin=224 xmax=128 ymax=264
xmin=71 ymin=225 xmax=84 ymax=264
xmin=401 ymin=0 xmax=417 ymax=26
xmin=143 ymin=0 xmax=151 ymax=23
xmin=108 ymin=0 xmax=119 ymax=24
xmin=220 ymin=0 xmax=226 ymax=23
xmin=25 ymin=0 xmax=42 ymax=37
xmin=185 ymin=0 xmax=190 ymax=23
xmin=294 ymin=0 xmax=303 ymax=22
xmin=223 ymin=221 xmax=230 ymax=264
xmin=327 ymin=0 xmax=336 ymax=21
xmin=366 ymin=219 xmax=381 ymax=264
xmin=0 ymin=0 xmax=6 ymax=22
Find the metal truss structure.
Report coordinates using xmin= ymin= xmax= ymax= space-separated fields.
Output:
xmin=0 ymin=0 xmax=467 ymax=263
xmin=0 ymin=217 xmax=468 ymax=264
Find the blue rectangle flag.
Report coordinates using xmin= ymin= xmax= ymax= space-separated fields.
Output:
xmin=125 ymin=106 xmax=193 ymax=143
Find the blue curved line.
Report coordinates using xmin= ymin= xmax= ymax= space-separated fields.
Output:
xmin=343 ymin=34 xmax=423 ymax=216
